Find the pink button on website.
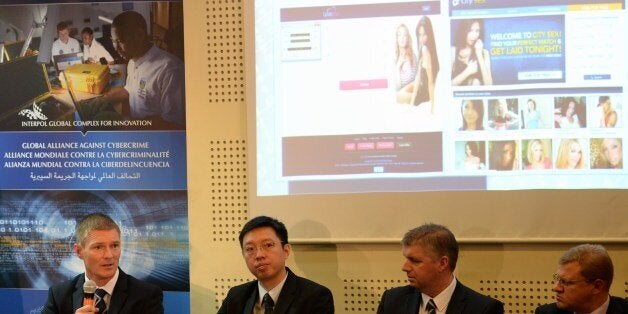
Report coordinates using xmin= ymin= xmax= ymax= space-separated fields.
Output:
xmin=357 ymin=142 xmax=375 ymax=150
xmin=339 ymin=79 xmax=388 ymax=90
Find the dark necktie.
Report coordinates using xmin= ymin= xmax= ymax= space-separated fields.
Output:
xmin=262 ymin=292 xmax=274 ymax=314
xmin=95 ymin=288 xmax=107 ymax=314
xmin=425 ymin=298 xmax=436 ymax=314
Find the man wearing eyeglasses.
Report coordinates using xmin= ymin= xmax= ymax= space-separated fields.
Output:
xmin=535 ymin=244 xmax=628 ymax=314
xmin=218 ymin=215 xmax=334 ymax=314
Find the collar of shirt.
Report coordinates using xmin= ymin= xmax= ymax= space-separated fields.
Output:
xmin=578 ymin=295 xmax=610 ymax=314
xmin=132 ymin=44 xmax=159 ymax=68
xmin=85 ymin=268 xmax=119 ymax=297
xmin=421 ymin=276 xmax=457 ymax=313
xmin=257 ymin=269 xmax=289 ymax=306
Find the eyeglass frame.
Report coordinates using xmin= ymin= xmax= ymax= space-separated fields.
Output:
xmin=242 ymin=240 xmax=287 ymax=257
xmin=552 ymin=273 xmax=594 ymax=287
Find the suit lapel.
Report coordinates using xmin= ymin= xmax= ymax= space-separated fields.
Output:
xmin=107 ymin=269 xmax=129 ymax=313
xmin=72 ymin=275 xmax=86 ymax=312
xmin=445 ymin=281 xmax=466 ymax=314
xmin=551 ymin=305 xmax=571 ymax=314
xmin=607 ymin=296 xmax=624 ymax=313
xmin=404 ymin=289 xmax=421 ymax=314
xmin=243 ymin=283 xmax=258 ymax=314
xmin=273 ymin=270 xmax=297 ymax=314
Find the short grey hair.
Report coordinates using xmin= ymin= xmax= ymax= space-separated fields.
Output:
xmin=402 ymin=223 xmax=459 ymax=271
xmin=76 ymin=213 xmax=120 ymax=246
xmin=559 ymin=244 xmax=613 ymax=289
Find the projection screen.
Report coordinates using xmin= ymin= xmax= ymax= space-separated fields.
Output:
xmin=245 ymin=0 xmax=628 ymax=242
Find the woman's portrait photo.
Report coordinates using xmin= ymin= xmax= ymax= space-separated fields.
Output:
xmin=554 ymin=96 xmax=586 ymax=128
xmin=591 ymin=138 xmax=623 ymax=169
xmin=394 ymin=23 xmax=417 ymax=95
xmin=489 ymin=140 xmax=519 ymax=171
xmin=555 ymin=138 xmax=587 ymax=169
xmin=410 ymin=16 xmax=439 ymax=112
xmin=520 ymin=98 xmax=552 ymax=129
xmin=459 ymin=99 xmax=485 ymax=131
xmin=488 ymin=98 xmax=519 ymax=130
xmin=451 ymin=19 xmax=492 ymax=86
xmin=595 ymin=95 xmax=621 ymax=128
xmin=522 ymin=139 xmax=552 ymax=170
xmin=456 ymin=141 xmax=486 ymax=171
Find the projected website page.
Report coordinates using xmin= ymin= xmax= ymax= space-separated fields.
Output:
xmin=254 ymin=0 xmax=627 ymax=195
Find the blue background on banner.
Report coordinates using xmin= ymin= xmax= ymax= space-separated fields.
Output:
xmin=451 ymin=15 xmax=566 ymax=86
xmin=0 ymin=289 xmax=189 ymax=313
xmin=483 ymin=15 xmax=566 ymax=85
xmin=0 ymin=131 xmax=187 ymax=190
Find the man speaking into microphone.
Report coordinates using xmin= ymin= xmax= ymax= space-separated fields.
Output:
xmin=42 ymin=213 xmax=163 ymax=313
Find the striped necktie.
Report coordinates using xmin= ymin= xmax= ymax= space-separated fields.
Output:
xmin=425 ymin=298 xmax=436 ymax=314
xmin=95 ymin=288 xmax=107 ymax=314
xmin=262 ymin=292 xmax=274 ymax=314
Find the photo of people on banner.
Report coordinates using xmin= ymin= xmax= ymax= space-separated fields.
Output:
xmin=0 ymin=2 xmax=185 ymax=131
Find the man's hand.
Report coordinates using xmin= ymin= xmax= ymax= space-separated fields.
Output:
xmin=75 ymin=304 xmax=97 ymax=313
xmin=82 ymin=96 xmax=113 ymax=119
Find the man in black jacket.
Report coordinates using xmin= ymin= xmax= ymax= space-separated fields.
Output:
xmin=535 ymin=244 xmax=628 ymax=314
xmin=42 ymin=213 xmax=163 ymax=314
xmin=218 ymin=215 xmax=334 ymax=313
xmin=378 ymin=223 xmax=503 ymax=314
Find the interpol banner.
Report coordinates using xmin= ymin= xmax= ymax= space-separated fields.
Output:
xmin=0 ymin=1 xmax=189 ymax=312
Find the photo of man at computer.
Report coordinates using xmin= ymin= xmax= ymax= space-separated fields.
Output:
xmin=0 ymin=2 xmax=185 ymax=131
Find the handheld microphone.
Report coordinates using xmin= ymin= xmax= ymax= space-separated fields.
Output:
xmin=100 ymin=57 xmax=107 ymax=65
xmin=83 ymin=280 xmax=97 ymax=306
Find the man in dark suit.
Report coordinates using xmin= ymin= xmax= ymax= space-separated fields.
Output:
xmin=535 ymin=244 xmax=628 ymax=314
xmin=378 ymin=223 xmax=503 ymax=314
xmin=42 ymin=213 xmax=163 ymax=313
xmin=218 ymin=216 xmax=334 ymax=313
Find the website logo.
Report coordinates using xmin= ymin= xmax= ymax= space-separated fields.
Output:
xmin=323 ymin=6 xmax=339 ymax=18
xmin=453 ymin=0 xmax=487 ymax=7
xmin=19 ymin=102 xmax=48 ymax=121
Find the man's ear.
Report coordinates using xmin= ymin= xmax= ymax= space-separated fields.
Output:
xmin=438 ymin=255 xmax=450 ymax=272
xmin=282 ymin=243 xmax=292 ymax=259
xmin=131 ymin=28 xmax=149 ymax=44
xmin=74 ymin=243 xmax=84 ymax=260
xmin=591 ymin=279 xmax=607 ymax=294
